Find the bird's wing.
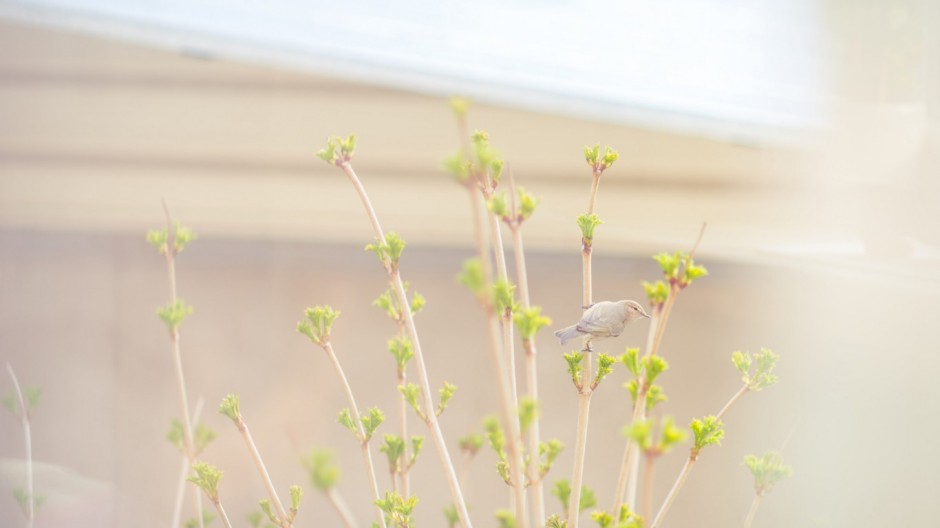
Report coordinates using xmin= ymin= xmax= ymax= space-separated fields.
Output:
xmin=576 ymin=302 xmax=620 ymax=336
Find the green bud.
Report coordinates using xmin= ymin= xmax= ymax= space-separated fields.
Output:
xmin=642 ymin=356 xmax=669 ymax=384
xmin=653 ymin=251 xmax=682 ymax=280
xmin=365 ymin=232 xmax=406 ymax=267
xmin=658 ymin=416 xmax=687 ymax=453
xmin=259 ymin=499 xmax=277 ymax=524
xmin=492 ymin=279 xmax=518 ymax=315
xmin=374 ymin=491 xmax=418 ymax=525
xmin=146 ymin=229 xmax=168 ymax=254
xmin=690 ymin=415 xmax=725 ymax=454
xmin=495 ymin=509 xmax=517 ymax=528
xmin=187 ymin=461 xmax=223 ymax=501
xmin=457 ymin=259 xmax=485 ymax=298
xmin=410 ymin=435 xmax=424 ymax=466
xmin=513 ymin=306 xmax=552 ymax=342
xmin=593 ymin=353 xmax=617 ymax=387
xmin=337 ymin=408 xmax=358 ymax=435
xmin=388 ymin=337 xmax=414 ymax=373
xmin=642 ymin=280 xmax=670 ymax=306
xmin=194 ymin=422 xmax=216 ymax=455
xmin=546 ymin=514 xmax=567 ymax=528
xmin=539 ymin=438 xmax=565 ymax=477
xmin=219 ymin=394 xmax=241 ymax=423
xmin=167 ymin=419 xmax=185 ymax=452
xmin=289 ymin=484 xmax=302 ymax=518
xmin=157 ymin=299 xmax=194 ymax=331
xmin=591 ymin=510 xmax=615 ymax=528
xmin=444 ymin=504 xmax=460 ymax=528
xmin=577 ymin=214 xmax=603 ymax=243
xmin=302 ymin=448 xmax=339 ymax=491
xmin=450 ymin=97 xmax=470 ymax=118
xmin=410 ymin=292 xmax=426 ymax=315
xmin=297 ymin=305 xmax=341 ymax=345
xmin=620 ymin=348 xmax=641 ymax=377
xmin=744 ymin=451 xmax=793 ymax=495
xmin=625 ymin=419 xmax=654 ymax=451
xmin=584 ymin=144 xmax=600 ymax=166
xmin=483 ymin=415 xmax=506 ymax=458
xmin=437 ymin=382 xmax=457 ymax=416
xmin=443 ymin=151 xmax=471 ymax=184
xmin=316 ymin=134 xmax=356 ymax=165
xmin=516 ymin=187 xmax=540 ymax=221
xmin=488 ymin=193 xmax=510 ymax=220
xmin=459 ymin=433 xmax=485 ymax=455
xmin=552 ymin=479 xmax=595 ymax=514
xmin=564 ymin=352 xmax=584 ymax=388
xmin=518 ymin=397 xmax=538 ymax=434
xmin=733 ymin=348 xmax=779 ymax=391
xmin=491 ymin=159 xmax=504 ymax=185
xmin=683 ymin=262 xmax=708 ymax=286
xmin=380 ymin=434 xmax=406 ymax=469
xmin=247 ymin=511 xmax=263 ymax=528
xmin=361 ymin=407 xmax=385 ymax=440
xmin=601 ymin=146 xmax=619 ymax=169
xmin=398 ymin=383 xmax=422 ymax=417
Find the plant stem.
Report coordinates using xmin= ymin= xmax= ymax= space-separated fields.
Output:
xmin=716 ymin=385 xmax=749 ymax=421
xmin=173 ymin=397 xmax=205 ymax=528
xmin=322 ymin=342 xmax=387 ymax=528
xmin=6 ymin=364 xmax=33 ymax=528
xmin=340 ymin=161 xmax=472 ymax=527
xmin=327 ymin=488 xmax=359 ymax=528
xmin=641 ymin=455 xmax=656 ymax=520
xmin=162 ymin=204 xmax=205 ymax=528
xmin=398 ymin=368 xmax=410 ymax=497
xmin=234 ymin=416 xmax=291 ymax=527
xmin=487 ymin=206 xmax=519 ymax=409
xmin=208 ymin=498 xmax=234 ymax=528
xmin=743 ymin=494 xmax=763 ymax=528
xmin=468 ymin=187 xmax=529 ymax=528
xmin=508 ymin=169 xmax=545 ymax=526
xmin=650 ymin=454 xmax=697 ymax=528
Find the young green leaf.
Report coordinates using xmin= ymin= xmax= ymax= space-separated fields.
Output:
xmin=492 ymin=279 xmax=518 ymax=315
xmin=495 ymin=509 xmax=517 ymax=528
xmin=158 ymin=299 xmax=194 ymax=331
xmin=444 ymin=504 xmax=460 ymax=528
xmin=437 ymin=382 xmax=457 ymax=416
xmin=593 ymin=353 xmax=617 ymax=387
xmin=564 ymin=352 xmax=584 ymax=388
xmin=302 ymin=448 xmax=340 ymax=491
xmin=642 ymin=280 xmax=669 ymax=306
xmin=577 ymin=214 xmax=603 ymax=243
xmin=361 ymin=407 xmax=385 ymax=440
xmin=620 ymin=348 xmax=641 ymax=377
xmin=337 ymin=408 xmax=358 ymax=436
xmin=187 ymin=462 xmax=223 ymax=501
xmin=518 ymin=397 xmax=538 ymax=434
xmin=690 ymin=415 xmax=725 ymax=455
xmin=744 ymin=451 xmax=793 ymax=495
xmin=218 ymin=394 xmax=241 ymax=423
xmin=457 ymin=259 xmax=485 ymax=298
xmin=297 ymin=305 xmax=341 ymax=345
xmin=380 ymin=434 xmax=405 ymax=469
xmin=514 ymin=306 xmax=552 ymax=342
xmin=459 ymin=433 xmax=485 ymax=455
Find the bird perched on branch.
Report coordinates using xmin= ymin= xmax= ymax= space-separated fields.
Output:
xmin=554 ymin=300 xmax=650 ymax=350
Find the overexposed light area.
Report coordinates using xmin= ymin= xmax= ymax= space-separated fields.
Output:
xmin=0 ymin=0 xmax=824 ymax=142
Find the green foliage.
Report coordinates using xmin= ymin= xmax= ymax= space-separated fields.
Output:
xmin=410 ymin=436 xmax=424 ymax=466
xmin=450 ymin=96 xmax=470 ymax=118
xmin=388 ymin=337 xmax=415 ymax=373
xmin=218 ymin=394 xmax=241 ymax=423
xmin=620 ymin=348 xmax=641 ymax=377
xmin=577 ymin=214 xmax=603 ymax=243
xmin=459 ymin=432 xmax=485 ymax=455
xmin=471 ymin=130 xmax=502 ymax=183
xmin=514 ymin=306 xmax=553 ymax=342
xmin=297 ymin=305 xmax=341 ymax=345
xmin=444 ymin=504 xmax=460 ymax=528
xmin=443 ymin=151 xmax=471 ymax=184
xmin=593 ymin=353 xmax=617 ymax=387
xmin=584 ymin=144 xmax=601 ymax=166
xmin=584 ymin=145 xmax=618 ymax=171
xmin=361 ymin=407 xmax=385 ymax=440
xmin=483 ymin=415 xmax=506 ymax=457
xmin=627 ymin=417 xmax=687 ymax=456
xmin=147 ymin=222 xmax=196 ymax=255
xmin=337 ymin=408 xmax=358 ymax=435
xmin=658 ymin=417 xmax=687 ymax=453
xmin=398 ymin=383 xmax=423 ymax=418
xmin=375 ymin=491 xmax=418 ymax=527
xmin=492 ymin=279 xmax=519 ymax=315
xmin=744 ymin=451 xmax=793 ymax=495
xmin=732 ymin=348 xmax=779 ymax=390
xmin=564 ymin=352 xmax=584 ymax=387
xmin=653 ymin=252 xmax=682 ymax=280
xmin=653 ymin=251 xmax=707 ymax=288
xmin=12 ymin=488 xmax=45 ymax=516
xmin=302 ymin=448 xmax=340 ymax=491
xmin=539 ymin=438 xmax=565 ymax=477
xmin=158 ymin=299 xmax=194 ymax=331
xmin=167 ymin=419 xmax=184 ymax=452
xmin=374 ymin=283 xmax=426 ymax=322
xmin=259 ymin=499 xmax=277 ymax=525
xmin=437 ymin=382 xmax=458 ymax=416
xmin=496 ymin=509 xmax=517 ymax=528
xmin=546 ymin=514 xmax=567 ymax=528
xmin=488 ymin=192 xmax=510 ymax=219
xmin=457 ymin=259 xmax=485 ymax=298
xmin=643 ymin=356 xmax=668 ymax=384
xmin=690 ymin=415 xmax=725 ymax=454
xmin=187 ymin=461 xmax=223 ymax=501
xmin=517 ymin=187 xmax=540 ymax=221
xmin=642 ymin=280 xmax=669 ymax=306
xmin=171 ymin=419 xmax=216 ymax=456
xmin=518 ymin=397 xmax=538 ymax=434
xmin=684 ymin=262 xmax=708 ymax=285
xmin=365 ymin=232 xmax=406 ymax=267
xmin=625 ymin=419 xmax=654 ymax=451
xmin=380 ymin=434 xmax=405 ymax=470
xmin=591 ymin=511 xmax=615 ymax=528
xmin=624 ymin=380 xmax=668 ymax=412
xmin=553 ymin=479 xmax=596 ymax=515
xmin=316 ymin=134 xmax=357 ymax=165
xmin=194 ymin=423 xmax=216 ymax=455
xmin=183 ymin=511 xmax=216 ymax=528
xmin=289 ymin=484 xmax=302 ymax=521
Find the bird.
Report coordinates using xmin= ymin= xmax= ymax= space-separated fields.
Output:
xmin=554 ymin=300 xmax=650 ymax=349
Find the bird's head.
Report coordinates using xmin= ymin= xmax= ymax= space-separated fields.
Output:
xmin=620 ymin=300 xmax=651 ymax=321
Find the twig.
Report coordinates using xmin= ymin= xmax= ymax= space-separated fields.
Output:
xmin=716 ymin=385 xmax=749 ymax=421
xmin=743 ymin=494 xmax=763 ymax=528
xmin=161 ymin=202 xmax=205 ymax=528
xmin=321 ymin=342 xmax=387 ymax=528
xmin=233 ymin=415 xmax=291 ymax=527
xmin=172 ymin=397 xmax=205 ymax=528
xmin=650 ymin=455 xmax=696 ymax=528
xmin=6 ymin=363 xmax=34 ymax=528
xmin=468 ymin=185 xmax=529 ymax=528
xmin=327 ymin=488 xmax=359 ymax=528
xmin=206 ymin=497 xmax=234 ymax=528
xmin=641 ymin=455 xmax=656 ymax=520
xmin=339 ymin=161 xmax=472 ymax=527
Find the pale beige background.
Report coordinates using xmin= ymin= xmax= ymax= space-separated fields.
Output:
xmin=2 ymin=7 xmax=940 ymax=528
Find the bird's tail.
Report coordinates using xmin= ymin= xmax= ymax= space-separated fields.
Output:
xmin=554 ymin=325 xmax=581 ymax=345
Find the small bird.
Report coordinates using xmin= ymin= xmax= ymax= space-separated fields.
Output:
xmin=554 ymin=300 xmax=650 ymax=349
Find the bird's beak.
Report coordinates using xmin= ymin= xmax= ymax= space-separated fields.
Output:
xmin=642 ymin=311 xmax=651 ymax=318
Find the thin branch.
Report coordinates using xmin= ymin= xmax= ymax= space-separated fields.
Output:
xmin=641 ymin=455 xmax=656 ymax=520
xmin=161 ymin=203 xmax=205 ymax=528
xmin=339 ymin=161 xmax=472 ymax=527
xmin=716 ymin=385 xmax=749 ymax=421
xmin=173 ymin=397 xmax=205 ymax=528
xmin=6 ymin=363 xmax=34 ymax=528
xmin=327 ymin=488 xmax=359 ymax=528
xmin=207 ymin=498 xmax=234 ymax=528
xmin=743 ymin=494 xmax=764 ymax=528
xmin=232 ymin=414 xmax=291 ymax=528
xmin=322 ymin=342 xmax=387 ymax=528
xmin=650 ymin=455 xmax=696 ymax=528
